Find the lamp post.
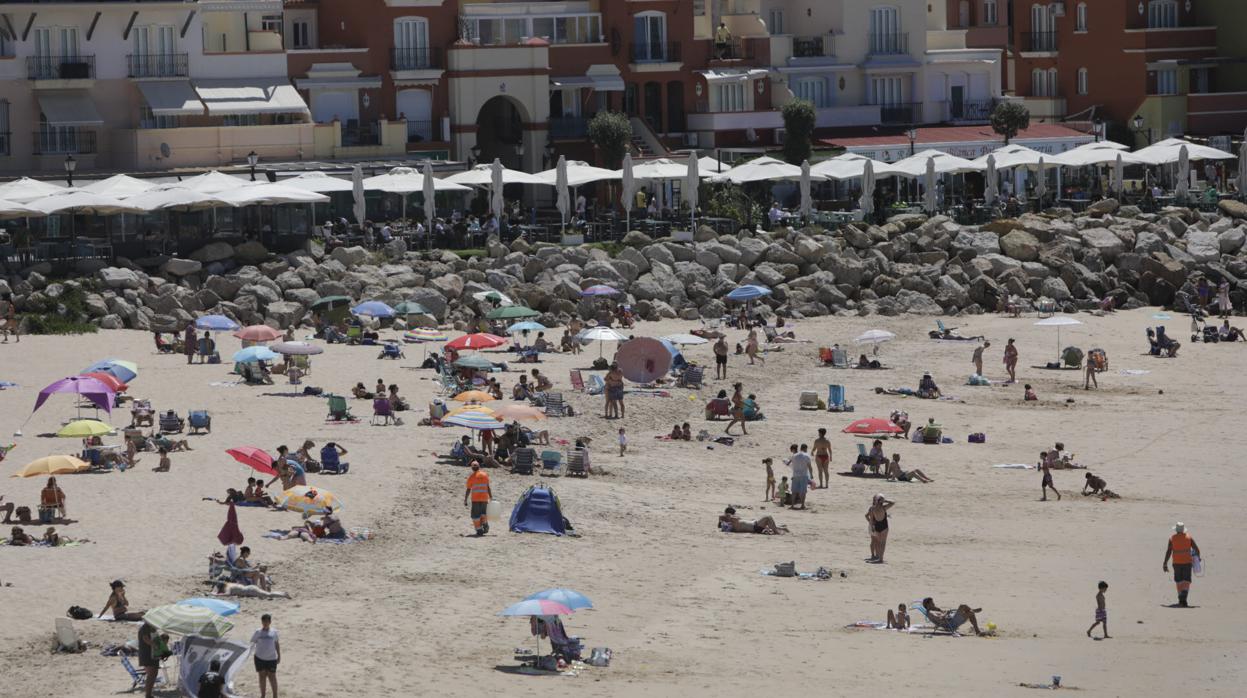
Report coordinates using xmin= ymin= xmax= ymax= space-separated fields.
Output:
xmin=906 ymin=127 xmax=917 ymax=156
xmin=247 ymin=150 xmax=259 ymax=181
xmin=63 ymin=154 xmax=76 ymax=187
xmin=1093 ymin=117 xmax=1104 ymax=143
xmin=469 ymin=144 xmax=481 ymax=167
xmin=1132 ymin=115 xmax=1152 ymax=146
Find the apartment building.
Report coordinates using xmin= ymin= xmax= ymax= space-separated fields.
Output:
xmin=0 ymin=0 xmax=314 ymax=175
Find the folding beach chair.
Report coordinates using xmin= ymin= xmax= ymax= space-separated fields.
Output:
xmin=831 ymin=348 xmax=849 ymax=368
xmin=55 ymin=617 xmax=83 ymax=653
xmin=540 ymin=450 xmax=562 ymax=475
xmin=378 ymin=342 xmax=405 ymax=360
xmin=512 ymin=447 xmax=537 ymax=475
xmin=326 ymin=394 xmax=355 ymax=422
xmin=320 ymin=445 xmax=349 ymax=474
xmin=799 ymin=391 xmax=820 ymax=410
xmin=922 ymin=423 xmax=943 ymax=444
xmin=371 ymin=398 xmax=396 ymax=425
xmin=569 ymin=370 xmax=586 ymax=392
xmin=827 ymin=384 xmax=853 ymax=412
xmin=130 ymin=399 xmax=154 ymax=428
xmin=705 ymin=398 xmax=731 ymax=420
xmin=818 ymin=347 xmax=834 ymax=365
xmin=544 ymin=393 xmax=568 ymax=417
xmin=188 ymin=410 xmax=211 ymax=434
xmin=158 ymin=410 xmax=184 ymax=433
xmin=121 ymin=655 xmax=168 ymax=691
xmin=680 ymin=365 xmax=704 ymax=389
xmin=587 ymin=374 xmax=605 ymax=395
xmin=566 ymin=448 xmax=589 ymax=477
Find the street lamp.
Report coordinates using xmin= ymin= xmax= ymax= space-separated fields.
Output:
xmin=469 ymin=143 xmax=481 ymax=166
xmin=63 ymin=155 xmax=76 ymax=187
xmin=247 ymin=150 xmax=259 ymax=181
xmin=1093 ymin=117 xmax=1104 ymax=142
xmin=906 ymin=127 xmax=918 ymax=156
xmin=1132 ymin=115 xmax=1152 ymax=145
xmin=544 ymin=141 xmax=556 ymax=168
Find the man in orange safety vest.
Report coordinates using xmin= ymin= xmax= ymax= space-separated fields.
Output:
xmin=464 ymin=461 xmax=493 ymax=536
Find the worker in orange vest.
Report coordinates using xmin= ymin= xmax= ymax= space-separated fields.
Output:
xmin=464 ymin=460 xmax=493 ymax=536
xmin=1162 ymin=522 xmax=1202 ymax=607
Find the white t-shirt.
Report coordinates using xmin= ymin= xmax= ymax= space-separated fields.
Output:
xmin=788 ymin=452 xmax=811 ymax=479
xmin=250 ymin=628 xmax=280 ymax=661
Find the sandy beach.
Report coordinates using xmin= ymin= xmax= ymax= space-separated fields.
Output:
xmin=2 ymin=307 xmax=1244 ymax=697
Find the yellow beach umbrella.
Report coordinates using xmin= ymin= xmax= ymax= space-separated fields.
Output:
xmin=446 ymin=405 xmax=495 ymax=418
xmin=12 ymin=455 xmax=89 ymax=478
xmin=452 ymin=390 xmax=496 ymax=403
xmin=277 ymin=485 xmax=342 ymax=514
xmin=56 ymin=419 xmax=115 ymax=438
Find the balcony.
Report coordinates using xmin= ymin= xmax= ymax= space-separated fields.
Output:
xmin=27 ymin=55 xmax=95 ymax=81
xmin=1022 ymin=31 xmax=1058 ymax=53
xmin=1186 ymin=92 xmax=1247 ymax=136
xmin=33 ymin=129 xmax=97 ymax=156
xmin=942 ymin=98 xmax=996 ymax=123
xmin=630 ymin=41 xmax=681 ymax=64
xmin=708 ymin=37 xmax=756 ymax=63
xmin=794 ymin=36 xmax=831 ymax=58
xmin=1124 ymin=25 xmax=1218 ymax=55
xmin=964 ymin=24 xmax=1010 ymax=49
xmin=341 ymin=122 xmax=380 ymax=147
xmin=868 ymin=33 xmax=908 ymax=56
xmin=878 ymin=103 xmax=918 ymax=124
xmin=549 ymin=116 xmax=588 ymax=140
xmin=126 ymin=53 xmax=189 ymax=79
xmin=391 ymin=47 xmax=443 ymax=71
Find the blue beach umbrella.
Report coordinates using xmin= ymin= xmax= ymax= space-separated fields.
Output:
xmin=507 ymin=321 xmax=547 ymax=334
xmin=351 ymin=301 xmax=396 ymax=318
xmin=444 ymin=410 xmax=505 ymax=430
xmin=726 ymin=284 xmax=772 ymax=302
xmin=195 ymin=314 xmax=241 ymax=332
xmin=232 ymin=346 xmax=279 ymax=363
xmin=176 ymin=598 xmax=240 ymax=616
xmin=82 ymin=359 xmax=137 ymax=383
xmin=525 ymin=588 xmax=594 ymax=610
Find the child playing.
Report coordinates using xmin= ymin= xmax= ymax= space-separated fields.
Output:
xmin=886 ymin=603 xmax=910 ymax=630
xmin=153 ymin=447 xmax=171 ymax=472
xmin=1024 ymin=384 xmax=1037 ymax=401
xmin=152 ymin=632 xmax=173 ymax=660
xmin=1039 ymin=451 xmax=1061 ymax=501
xmin=763 ymin=458 xmax=775 ymax=501
xmin=618 ymin=428 xmax=627 ymax=457
xmin=777 ymin=476 xmax=790 ymax=506
xmin=1086 ymin=581 xmax=1110 ymax=639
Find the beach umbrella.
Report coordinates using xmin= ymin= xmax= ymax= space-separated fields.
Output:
xmin=27 ymin=190 xmax=144 ymax=216
xmin=616 ymin=337 xmax=672 ymax=383
xmin=233 ymin=325 xmax=281 ymax=342
xmin=446 ymin=333 xmax=508 ymax=350
xmin=499 ymin=598 xmax=575 ymax=663
xmin=176 ymin=598 xmax=240 ymax=617
xmin=1175 ymin=145 xmax=1190 ymax=202
xmin=534 ymin=160 xmax=621 ymax=187
xmin=82 ymin=174 xmax=157 ymax=198
xmin=799 ymin=160 xmax=813 ymax=220
xmin=580 ymin=284 xmax=619 ymax=297
xmin=490 ymin=404 xmax=547 ymax=422
xmin=404 ymin=328 xmax=448 ymax=343
xmin=854 ymin=329 xmax=896 ymax=346
xmin=423 ymin=160 xmax=436 ymax=242
xmin=890 ymin=150 xmax=980 ymax=177
xmin=711 ymin=156 xmax=803 ymax=184
xmin=698 ymin=155 xmax=726 ymax=174
xmin=923 ymin=156 xmax=937 ymax=214
xmin=218 ymin=185 xmax=331 ymax=207
xmin=143 ymin=604 xmax=233 ymax=638
xmin=555 ymin=155 xmax=570 ymax=233
xmin=82 ymin=361 xmax=137 ymax=384
xmin=578 ymin=326 xmax=628 ymax=358
xmin=444 ymin=410 xmax=506 ymax=431
xmin=352 ymin=165 xmax=367 ymax=226
xmin=506 ymin=321 xmax=547 ymax=334
xmin=444 ymin=162 xmax=547 ymax=186
xmin=232 ymin=346 xmax=279 ymax=363
xmin=180 ymin=171 xmax=249 ymax=194
xmin=195 ymin=314 xmax=240 ymax=332
xmin=277 ymin=485 xmax=342 ymax=514
xmin=278 ymin=171 xmax=354 ymax=193
xmin=310 ymin=295 xmax=352 ymax=311
xmin=726 ymin=285 xmax=772 ymax=302
xmin=490 ymin=159 xmax=505 ymax=221
xmin=452 ymin=390 xmax=496 ymax=403
xmin=1132 ymin=137 xmax=1236 ymax=166
xmin=446 ymin=405 xmax=494 ymax=418
xmin=661 ymin=333 xmax=709 ymax=346
xmin=393 ymin=301 xmax=429 ymax=316
xmin=1034 ymin=316 xmax=1083 ymax=360
xmin=842 ymin=418 xmax=903 ymax=436
xmin=0 ymin=198 xmax=41 ymax=218
xmin=270 ymin=341 xmax=324 ymax=356
xmin=55 ymin=419 xmax=114 ymax=438
xmin=485 ymin=305 xmax=539 ymax=321
xmin=984 ymin=154 xmax=998 ymax=208
xmin=11 ymin=454 xmax=89 ymax=478
xmin=79 ymin=372 xmax=128 ymax=393
xmin=811 ymin=153 xmax=902 ymax=180
xmin=453 ymin=355 xmax=496 ymax=371
xmin=34 ymin=376 xmax=114 ymax=417
xmin=217 ymin=501 xmax=245 ymax=546
xmin=225 ymin=446 xmax=276 ymax=476
xmin=472 ymin=290 xmax=513 ymax=306
xmin=1113 ymin=153 xmax=1126 ymax=198
xmin=1034 ymin=156 xmax=1047 ymax=206
xmin=0 ymin=177 xmax=65 ymax=203
xmin=860 ymin=159 xmax=876 ymax=218
xmin=351 ymin=301 xmax=396 ymax=318
xmin=525 ymin=588 xmax=593 ymax=610
xmin=363 ymin=166 xmax=470 ymax=194
xmin=686 ymin=150 xmax=700 ymax=231
xmin=122 ymin=186 xmax=227 ymax=213
xmin=621 ymin=153 xmax=636 ymax=234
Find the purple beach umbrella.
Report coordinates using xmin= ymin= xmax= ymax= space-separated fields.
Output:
xmin=33 ymin=376 xmax=115 ymax=417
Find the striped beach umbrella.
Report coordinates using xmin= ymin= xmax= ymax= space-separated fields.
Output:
xmin=444 ymin=410 xmax=506 ymax=431
xmin=277 ymin=485 xmax=342 ymax=514
xmin=404 ymin=328 xmax=448 ymax=343
xmin=143 ymin=604 xmax=234 ymax=638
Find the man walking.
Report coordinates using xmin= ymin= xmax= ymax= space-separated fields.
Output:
xmin=786 ymin=444 xmax=814 ymax=510
xmin=250 ymin=613 xmax=280 ymax=698
xmin=713 ymin=336 xmax=728 ymax=379
xmin=464 ymin=461 xmax=492 ymax=536
xmin=972 ymin=341 xmax=990 ymax=376
xmin=1163 ymin=522 xmax=1202 ymax=607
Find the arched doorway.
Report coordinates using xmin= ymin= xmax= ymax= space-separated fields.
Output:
xmin=476 ymin=95 xmax=525 ymax=170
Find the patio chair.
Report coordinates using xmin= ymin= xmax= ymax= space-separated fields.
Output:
xmin=325 ymin=394 xmax=355 ymax=422
xmin=371 ymin=398 xmax=396 ymax=425
xmin=566 ymin=448 xmax=589 ymax=477
xmin=158 ymin=410 xmax=184 ymax=433
xmin=827 ymin=384 xmax=853 ymax=412
xmin=569 ymin=370 xmax=586 ymax=392
xmin=544 ymin=392 xmax=568 ymax=417
xmin=512 ymin=447 xmax=537 ymax=475
xmin=540 ymin=450 xmax=562 ymax=475
xmin=188 ymin=410 xmax=211 ymax=434
xmin=679 ymin=365 xmax=704 ymax=389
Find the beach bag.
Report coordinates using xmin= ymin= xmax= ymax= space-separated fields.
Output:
xmin=302 ymin=386 xmax=323 ymax=396
xmin=773 ymin=561 xmax=796 ymax=577
xmin=968 ymin=433 xmax=986 ymax=443
xmin=67 ymin=606 xmax=93 ymax=620
xmin=587 ymin=648 xmax=613 ymax=667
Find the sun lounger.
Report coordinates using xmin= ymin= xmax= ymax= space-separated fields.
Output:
xmin=569 ymin=370 xmax=585 ymax=392
xmin=512 ymin=447 xmax=536 ymax=475
xmin=371 ymin=398 xmax=396 ymax=425
xmin=188 ymin=410 xmax=211 ymax=434
xmin=130 ymin=399 xmax=154 ymax=428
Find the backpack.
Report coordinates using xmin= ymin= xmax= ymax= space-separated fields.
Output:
xmin=302 ymin=386 xmax=324 ymax=396
xmin=968 ymin=433 xmax=986 ymax=443
xmin=67 ymin=606 xmax=93 ymax=620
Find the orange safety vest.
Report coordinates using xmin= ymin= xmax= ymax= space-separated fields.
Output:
xmin=466 ymin=471 xmax=491 ymax=502
xmin=1170 ymin=533 xmax=1193 ymax=565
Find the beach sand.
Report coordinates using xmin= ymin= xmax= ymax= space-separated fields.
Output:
xmin=1 ymin=308 xmax=1244 ymax=697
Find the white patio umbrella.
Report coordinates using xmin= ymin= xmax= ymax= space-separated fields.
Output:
xmin=711 ymin=155 xmax=802 ymax=184
xmin=122 ymin=186 xmax=228 ymax=212
xmin=364 ymin=166 xmax=469 ymax=194
xmin=352 ymin=165 xmax=366 ymax=225
xmin=632 ymin=158 xmax=689 ymax=181
xmin=1050 ymin=141 xmax=1141 ymax=167
xmin=854 ymin=328 xmax=895 ymax=356
xmin=27 ymin=190 xmax=145 ymax=215
xmin=423 ymin=160 xmax=436 ymax=240
xmin=810 ymin=153 xmax=901 ymax=180
xmin=984 ymin=154 xmax=998 ymax=208
xmin=577 ymin=326 xmax=627 ymax=357
xmin=661 ymin=333 xmax=709 ymax=346
xmin=0 ymin=177 xmax=67 ymax=203
xmin=490 ymin=159 xmax=505 ymax=221
xmin=535 ymin=160 xmax=620 ymax=187
xmin=1175 ymin=145 xmax=1190 ymax=202
xmin=890 ymin=150 xmax=980 ymax=177
xmin=0 ymin=198 xmax=42 ymax=218
xmin=444 ymin=162 xmax=547 ymax=186
xmin=179 ymin=171 xmax=250 ymax=194
xmin=1034 ymin=156 xmax=1048 ymax=205
xmin=555 ymin=155 xmax=570 ymax=233
xmin=686 ymin=151 xmax=700 ymax=231
xmin=82 ymin=174 xmax=156 ymax=198
xmin=620 ymin=153 xmax=636 ymax=233
xmin=799 ymin=160 xmax=812 ymax=220
xmin=1133 ymin=137 xmax=1236 ymax=166
xmin=215 ymin=184 xmax=329 ymax=207
xmin=280 ymin=172 xmax=355 ymax=193
xmin=1034 ymin=315 xmax=1082 ymax=360
xmin=860 ymin=159 xmax=875 ymax=219
xmin=970 ymin=144 xmax=1061 ymax=171
xmin=923 ymin=156 xmax=937 ymax=214
xmin=698 ymin=155 xmax=727 ymax=175
xmin=1113 ymin=153 xmax=1125 ymax=198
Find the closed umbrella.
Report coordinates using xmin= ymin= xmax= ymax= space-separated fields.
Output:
xmin=277 ymin=485 xmax=342 ymax=514
xmin=352 ymin=165 xmax=366 ymax=226
xmin=1114 ymin=153 xmax=1125 ymax=198
xmin=11 ymin=455 xmax=89 ymax=478
xmin=686 ymin=150 xmax=699 ymax=231
xmin=56 ymin=419 xmax=114 ymax=438
xmin=1176 ymin=144 xmax=1190 ymax=202
xmin=1034 ymin=315 xmax=1082 ymax=360
xmin=1034 ymin=156 xmax=1047 ymax=207
xmin=34 ymin=376 xmax=114 ymax=417
xmin=143 ymin=604 xmax=233 ymax=638
xmin=446 ymin=333 xmax=507 ymax=350
xmin=621 ymin=153 xmax=636 ymax=234
xmin=860 ymin=159 xmax=875 ymax=219
xmin=351 ymin=301 xmax=396 ymax=318
xmin=984 ymin=153 xmax=998 ymax=208
xmin=232 ymin=346 xmax=279 ymax=363
xmin=270 ymin=341 xmax=323 ymax=356
xmin=195 ymin=314 xmax=240 ymax=332
xmin=423 ymin=160 xmax=436 ymax=245
xmin=923 ymin=156 xmax=937 ymax=214
xmin=1238 ymin=130 xmax=1247 ymax=199
xmin=800 ymin=159 xmax=812 ymax=221
xmin=490 ymin=159 xmax=505 ymax=222
xmin=485 ymin=305 xmax=539 ymax=320
xmin=225 ymin=446 xmax=276 ymax=476
xmin=233 ymin=325 xmax=281 ymax=342
xmin=217 ymin=501 xmax=244 ymax=546
xmin=555 ymin=155 xmax=570 ymax=233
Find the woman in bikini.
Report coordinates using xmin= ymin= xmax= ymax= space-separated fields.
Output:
xmin=99 ymin=580 xmax=145 ymax=621
xmin=866 ymin=494 xmax=894 ymax=563
xmin=718 ymin=507 xmax=787 ymax=535
xmin=725 ymin=383 xmax=747 ymax=436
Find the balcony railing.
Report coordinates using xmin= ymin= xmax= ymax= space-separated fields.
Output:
xmin=630 ymin=41 xmax=680 ymax=63
xmin=126 ymin=53 xmax=189 ymax=78
xmin=945 ymin=98 xmax=996 ymax=122
xmin=27 ymin=55 xmax=95 ymax=80
xmin=1023 ymin=31 xmax=1058 ymax=52
xmin=868 ymin=32 xmax=908 ymax=55
xmin=878 ymin=103 xmax=918 ymax=124
xmin=341 ymin=122 xmax=380 ymax=147
xmin=549 ymin=116 xmax=589 ymax=139
xmin=793 ymin=36 xmax=831 ymax=58
xmin=391 ymin=47 xmax=442 ymax=71
xmin=710 ymin=37 xmax=754 ymax=61
xmin=405 ymin=120 xmax=442 ymax=144
xmin=33 ymin=129 xmax=96 ymax=155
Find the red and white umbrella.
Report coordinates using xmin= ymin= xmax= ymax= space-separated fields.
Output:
xmin=842 ymin=418 xmax=902 ymax=436
xmin=445 ymin=333 xmax=507 ymax=351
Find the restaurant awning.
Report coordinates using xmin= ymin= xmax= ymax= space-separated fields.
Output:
xmin=194 ymin=78 xmax=310 ymax=116
xmin=138 ymin=81 xmax=205 ymax=116
xmin=37 ymin=92 xmax=104 ymax=127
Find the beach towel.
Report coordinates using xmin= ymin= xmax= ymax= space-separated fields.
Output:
xmin=845 ymin=621 xmax=937 ymax=633
xmin=992 ymin=463 xmax=1035 ymax=469
xmin=1119 ymin=369 xmax=1150 ymax=375
xmin=761 ymin=566 xmax=834 ymax=580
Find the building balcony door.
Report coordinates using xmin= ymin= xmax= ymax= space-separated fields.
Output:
xmin=396 ymin=89 xmax=433 ymax=142
xmin=666 ymin=81 xmax=686 ymax=132
xmin=643 ymin=81 xmax=663 ymax=133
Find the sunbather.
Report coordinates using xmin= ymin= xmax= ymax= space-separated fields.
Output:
xmin=8 ymin=525 xmax=34 ymax=545
xmin=233 ymin=546 xmax=273 ymax=590
xmin=457 ymin=435 xmax=503 ymax=468
xmin=885 ymin=454 xmax=933 ymax=483
xmin=351 ymin=382 xmax=373 ymax=400
xmin=920 ymin=598 xmax=984 ymax=635
xmin=149 ymin=431 xmax=192 ymax=452
xmin=886 ymin=603 xmax=910 ymax=630
xmin=99 ymin=579 xmax=145 ymax=621
xmin=211 ymin=581 xmax=291 ymax=600
xmin=718 ymin=506 xmax=788 ymax=534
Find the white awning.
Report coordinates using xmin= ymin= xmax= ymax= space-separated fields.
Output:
xmin=550 ymin=75 xmax=625 ymax=92
xmin=698 ymin=69 xmax=769 ymax=84
xmin=37 ymin=92 xmax=104 ymax=127
xmin=138 ymin=81 xmax=205 ymax=116
xmin=194 ymin=79 xmax=310 ymax=116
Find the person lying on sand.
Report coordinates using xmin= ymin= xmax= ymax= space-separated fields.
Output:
xmin=8 ymin=525 xmax=34 ymax=545
xmin=148 ymin=431 xmax=192 ymax=452
xmin=886 ymin=603 xmax=910 ymax=630
xmin=921 ymin=598 xmax=984 ymax=635
xmin=885 ymin=454 xmax=933 ymax=483
xmin=210 ymin=581 xmax=290 ymax=600
xmin=718 ymin=506 xmax=788 ymax=535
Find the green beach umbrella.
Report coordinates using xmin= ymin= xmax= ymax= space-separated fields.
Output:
xmin=453 ymin=355 xmax=496 ymax=371
xmin=143 ymin=604 xmax=234 ymax=638
xmin=394 ymin=301 xmax=430 ymax=315
xmin=485 ymin=305 xmax=539 ymax=320
xmin=310 ymin=295 xmax=352 ymax=310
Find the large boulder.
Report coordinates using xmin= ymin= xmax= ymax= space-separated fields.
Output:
xmin=404 ymin=287 xmax=448 ymax=320
xmin=264 ymin=301 xmax=304 ymax=328
xmin=1085 ymin=198 xmax=1119 ymax=217
xmin=238 ymin=283 xmax=280 ymax=306
xmin=736 ymin=237 xmax=768 ymax=267
xmin=951 ymin=230 xmax=1000 ymax=256
xmin=429 ymin=273 xmax=464 ymax=299
xmin=329 ymin=245 xmax=369 ymax=268
xmin=999 ymin=230 xmax=1040 ymax=262
xmin=1078 ymin=227 xmax=1125 ymax=263
xmin=1185 ymin=230 xmax=1221 ymax=263
xmin=1218 ymin=226 xmax=1246 ymax=255
xmin=1040 ymin=276 xmax=1072 ymax=301
xmin=98 ymin=267 xmax=142 ymax=290
xmin=233 ymin=241 xmax=270 ymax=265
xmin=621 ymin=230 xmax=652 ymax=247
xmin=162 ymin=258 xmax=202 ymax=277
xmin=1218 ymin=199 xmax=1247 ymax=220
xmin=190 ymin=241 xmax=235 ymax=263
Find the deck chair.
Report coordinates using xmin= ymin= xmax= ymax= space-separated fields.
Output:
xmin=121 ymin=655 xmax=168 ymax=691
xmin=936 ymin=319 xmax=959 ymax=334
xmin=289 ymin=354 xmax=311 ymax=374
xmin=587 ymin=374 xmax=605 ymax=395
xmin=705 ymin=398 xmax=731 ymax=420
xmin=371 ymin=398 xmax=395 ymax=425
xmin=378 ymin=342 xmax=405 ymax=360
xmin=569 ymin=370 xmax=586 ymax=392
xmin=544 ymin=392 xmax=568 ymax=417
xmin=540 ymin=450 xmax=562 ymax=475
xmin=831 ymin=348 xmax=849 ymax=368
xmin=346 ymin=325 xmax=363 ymax=344
xmin=680 ymin=365 xmax=704 ymax=389
xmin=512 ymin=447 xmax=537 ymax=475
xmin=55 ymin=617 xmax=83 ymax=652
xmin=818 ymin=347 xmax=834 ymax=365
xmin=922 ymin=424 xmax=943 ymax=444
xmin=1036 ymin=298 xmax=1056 ymax=318
xmin=798 ymin=390 xmax=820 ymax=410
xmin=566 ymin=448 xmax=589 ymax=477
xmin=827 ymin=384 xmax=853 ymax=412
xmin=326 ymin=394 xmax=355 ymax=422
xmin=546 ymin=619 xmax=584 ymax=660
xmin=188 ymin=410 xmax=211 ymax=434
xmin=158 ymin=410 xmax=184 ymax=433
xmin=763 ymin=326 xmax=778 ymax=343
xmin=320 ymin=445 xmax=349 ymax=474
xmin=130 ymin=399 xmax=154 ymax=428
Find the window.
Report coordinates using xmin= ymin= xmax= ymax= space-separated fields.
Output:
xmin=466 ymin=13 xmax=601 ymax=46
xmin=131 ymin=25 xmax=178 ymax=76
xmin=139 ymin=106 xmax=179 ymax=130
xmin=715 ymin=82 xmax=746 ymax=112
xmin=1077 ymin=68 xmax=1088 ymax=95
xmin=261 ymin=15 xmax=282 ymax=34
xmin=983 ymin=0 xmax=998 ymax=25
xmin=793 ymin=77 xmax=831 ymax=108
xmin=291 ymin=20 xmax=311 ymax=49
xmin=634 ymin=12 xmax=668 ymax=61
xmin=768 ymin=9 xmax=785 ymax=35
xmin=0 ymin=100 xmax=9 ymax=156
xmin=869 ymin=7 xmax=902 ymax=53
xmin=37 ymin=116 xmax=83 ymax=154
xmin=223 ymin=114 xmax=261 ymax=127
xmin=693 ymin=0 xmax=706 ymax=17
xmin=1076 ymin=3 xmax=1087 ymax=31
xmin=394 ymin=18 xmax=429 ymax=68
xmin=1030 ymin=3 xmax=1055 ymax=50
xmin=1031 ymin=68 xmax=1059 ymax=96
xmin=871 ymin=76 xmax=903 ymax=105
xmin=1155 ymin=68 xmax=1178 ymax=95
xmin=1148 ymin=0 xmax=1178 ymax=28
xmin=1048 ymin=68 xmax=1059 ymax=96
